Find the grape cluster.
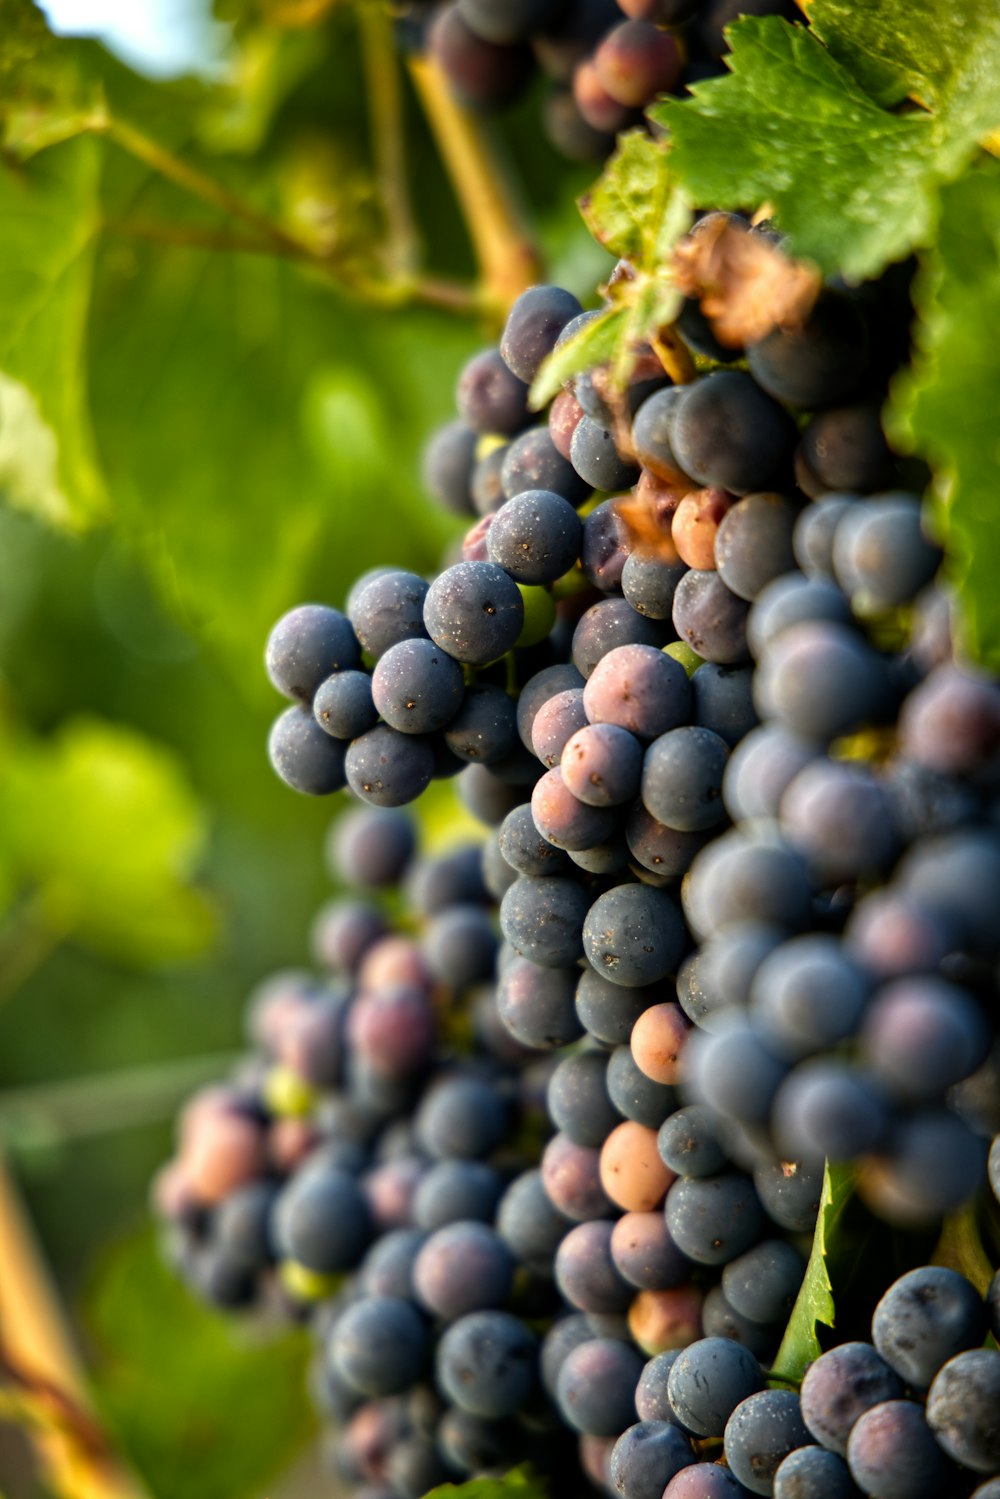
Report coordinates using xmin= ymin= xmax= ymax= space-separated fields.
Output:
xmin=175 ymin=215 xmax=1000 ymax=1495
xmin=401 ymin=0 xmax=798 ymax=163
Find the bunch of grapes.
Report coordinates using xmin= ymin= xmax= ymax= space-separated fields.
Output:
xmin=161 ymin=213 xmax=1000 ymax=1498
xmin=400 ymin=0 xmax=799 ymax=162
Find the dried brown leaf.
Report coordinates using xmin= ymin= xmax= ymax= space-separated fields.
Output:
xmin=672 ymin=215 xmax=821 ymax=347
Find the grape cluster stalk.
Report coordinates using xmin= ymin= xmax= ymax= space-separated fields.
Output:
xmin=399 ymin=0 xmax=799 ymax=164
xmin=157 ymin=213 xmax=1000 ymax=1498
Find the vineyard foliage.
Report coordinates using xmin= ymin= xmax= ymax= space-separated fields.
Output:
xmin=1 ymin=0 xmax=1000 ymax=1496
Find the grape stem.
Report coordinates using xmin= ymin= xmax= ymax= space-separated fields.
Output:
xmin=651 ymin=327 xmax=695 ymax=386
xmin=931 ymin=1200 xmax=996 ymax=1295
xmin=99 ymin=115 xmax=479 ymax=314
xmin=358 ymin=1 xmax=420 ymax=280
xmin=0 ymin=1154 xmax=151 ymax=1499
xmin=407 ymin=54 xmax=542 ymax=319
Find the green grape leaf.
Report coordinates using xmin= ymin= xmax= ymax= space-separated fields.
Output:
xmin=0 ymin=137 xmax=109 ymax=531
xmin=0 ymin=717 xmax=217 ymax=965
xmin=770 ymin=1162 xmax=854 ymax=1383
xmin=652 ymin=17 xmax=945 ymax=282
xmin=87 ymin=1229 xmax=313 ymax=1499
xmin=529 ymin=306 xmax=627 ymax=410
xmin=887 ymin=167 xmax=1000 ymax=671
xmin=425 ymin=1466 xmax=548 ymax=1499
xmin=809 ymin=0 xmax=1000 ymax=153
xmin=0 ymin=0 xmax=105 ymax=158
xmin=532 ymin=133 xmax=690 ymax=406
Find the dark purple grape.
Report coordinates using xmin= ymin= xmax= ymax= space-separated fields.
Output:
xmin=436 ymin=1310 xmax=537 ymax=1417
xmin=872 ymin=1266 xmax=988 ymax=1392
xmin=926 ymin=1348 xmax=1000 ymax=1475
xmin=429 ymin=5 xmax=533 ymax=108
xmin=456 ymin=347 xmax=531 ymax=434
xmin=846 ymin=1400 xmax=953 ymax=1499
xmin=572 ymin=598 xmax=672 ymax=679
xmin=345 ymin=724 xmax=435 ymax=806
xmin=497 ymin=955 xmax=583 ymax=1048
xmin=723 ymin=1389 xmax=810 ymax=1496
xmin=583 ymin=883 xmax=687 ymax=987
xmin=423 ymin=420 xmax=477 ymax=515
xmin=665 ymin=1174 xmax=764 ymax=1267
xmin=667 ymin=1338 xmax=764 ymax=1438
xmin=413 ymin=1221 xmax=514 ymax=1319
xmin=500 ymin=877 xmax=589 ymax=967
xmin=746 ymin=289 xmax=868 ymax=409
xmin=424 ymin=561 xmax=524 ymax=666
xmin=443 ymin=683 xmax=518 ymax=764
xmin=269 ymin=706 xmax=347 ymax=794
xmin=609 ymin=1420 xmax=695 ymax=1499
xmin=672 ymin=570 xmax=751 ymax=665
xmin=583 ymin=642 xmax=693 ymax=738
xmin=329 ymin=1295 xmax=428 ymax=1397
xmin=488 ymin=488 xmax=583 ymax=584
xmin=670 ymin=372 xmax=797 ymax=495
xmin=314 ymin=670 xmax=378 ymax=740
xmin=372 ymin=637 xmax=465 ymax=734
xmin=350 ymin=570 xmax=431 ymax=658
xmin=641 ymin=726 xmax=730 ymax=831
xmin=714 ymin=492 xmax=799 ymax=602
xmin=556 ymin=1337 xmax=644 ymax=1436
xmin=266 ymin=603 xmax=360 ymax=700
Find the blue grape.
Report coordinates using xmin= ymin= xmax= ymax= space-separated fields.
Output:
xmin=623 ymin=553 xmax=689 ymax=619
xmin=797 ymin=1343 xmax=905 ymax=1457
xmin=753 ymin=1160 xmax=822 ymax=1234
xmin=458 ymin=761 xmax=529 ymax=824
xmin=358 ymin=1229 xmax=426 ymax=1300
xmin=436 ymin=1309 xmax=537 ymax=1418
xmin=780 ymin=759 xmax=898 ymax=884
xmin=572 ymin=598 xmax=672 ymax=678
xmin=700 ymin=1286 xmax=781 ymax=1363
xmin=691 ymin=663 xmax=758 ymax=747
xmin=722 ymin=725 xmax=817 ymax=822
xmin=832 ymin=492 xmax=940 ymax=610
xmin=498 ymin=803 xmax=572 ymax=876
xmin=746 ymin=288 xmax=868 ymax=409
xmin=350 ymin=570 xmax=431 ymax=658
xmin=670 ymin=372 xmax=797 ymax=495
xmin=424 ymin=561 xmax=525 ymax=665
xmin=487 ymin=488 xmax=582 ymax=584
xmin=667 ymin=1338 xmax=764 ymax=1438
xmin=555 ymin=1219 xmax=633 ymax=1313
xmin=407 ymin=844 xmax=490 ymax=915
xmin=721 ymin=1240 xmax=806 ymax=1325
xmin=500 ymin=425 xmax=591 ymax=505
xmin=724 ymin=1390 xmax=810 ymax=1496
xmin=686 ymin=1019 xmax=788 ymax=1127
xmin=753 ymin=620 xmax=886 ymax=743
xmin=609 ymin=1421 xmax=696 ymax=1499
xmin=581 ymin=497 xmax=633 ymax=591
xmin=714 ymin=492 xmax=799 ymax=602
xmin=861 ymin=977 xmax=989 ymax=1104
xmin=497 ymin=1169 xmax=568 ymax=1276
xmin=641 ymin=726 xmax=730 ymax=831
xmin=683 ymin=830 xmax=811 ymax=941
xmin=313 ymin=669 xmax=378 ymax=740
xmin=772 ymin=1062 xmax=888 ymax=1164
xmin=792 ymin=493 xmax=857 ymax=580
xmin=570 ymin=414 xmax=640 ymax=491
xmin=414 ymin=1075 xmax=508 ymax=1160
xmin=372 ymin=637 xmax=465 ymax=734
xmin=413 ymin=1221 xmax=514 ymax=1319
xmin=500 ymin=284 xmax=583 ymax=382
xmin=872 ymin=1266 xmax=988 ymax=1391
xmin=456 ymin=347 xmax=530 ymax=434
xmin=746 ymin=574 xmax=852 ymax=660
xmin=442 ymin=683 xmax=518 ymax=764
xmin=846 ymin=1400 xmax=953 ymax=1499
xmin=798 ymin=403 xmax=895 ymax=496
xmin=866 ymin=1109 xmax=986 ymax=1224
xmin=772 ymin=1446 xmax=859 ymax=1499
xmin=266 ymin=603 xmax=360 ymax=700
xmin=749 ymin=936 xmax=871 ymax=1060
xmin=610 ymin=1211 xmax=688 ymax=1291
xmin=345 ymin=724 xmax=435 ymax=806
xmin=575 ymin=966 xmax=659 ymax=1045
xmin=583 ymin=642 xmax=693 ymax=739
xmin=547 ymin=1050 xmax=619 ymax=1147
xmin=531 ymin=765 xmax=619 ymax=849
xmin=556 ymin=1337 xmax=644 ymax=1436
xmin=562 ymin=723 xmax=644 ymax=808
xmin=607 ymin=1045 xmax=677 ymax=1127
xmin=631 ymin=387 xmax=687 ymax=480
xmin=423 ymin=420 xmax=477 ymax=515
xmin=673 ymin=570 xmax=751 ymax=665
xmin=583 ymin=882 xmax=687 ymax=987
xmin=269 ymin=705 xmax=347 ymax=794
xmin=329 ymin=1295 xmax=429 ymax=1397
xmin=657 ymin=1106 xmax=728 ymax=1179
xmin=497 ymin=954 xmax=582 ymax=1048
xmin=926 ymin=1348 xmax=1000 ymax=1475
xmin=428 ymin=6 xmax=533 ymax=109
xmin=422 ymin=904 xmax=497 ymax=988
xmin=626 ymin=805 xmax=710 ymax=879
xmin=897 ymin=830 xmax=1000 ymax=955
xmin=500 ymin=876 xmax=589 ymax=967
xmin=530 ymin=686 xmax=588 ymax=767
xmin=213 ymin=1181 xmax=276 ymax=1269
xmin=327 ymin=804 xmax=415 ymax=889
xmin=665 ymin=1174 xmax=764 ymax=1266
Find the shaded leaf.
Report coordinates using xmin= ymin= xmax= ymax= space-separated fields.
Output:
xmin=87 ymin=1228 xmax=313 ymax=1499
xmin=888 ymin=167 xmax=1000 ymax=671
xmin=579 ymin=130 xmax=679 ymax=264
xmin=529 ymin=306 xmax=627 ymax=409
xmin=653 ymin=17 xmax=941 ymax=282
xmin=0 ymin=138 xmax=108 ymax=530
xmin=0 ymin=717 xmax=217 ymax=965
xmin=770 ymin=1161 xmax=854 ymax=1382
xmin=0 ymin=1 xmax=105 ymax=158
xmin=810 ymin=0 xmax=1000 ymax=154
xmin=426 ymin=1465 xmax=549 ymax=1499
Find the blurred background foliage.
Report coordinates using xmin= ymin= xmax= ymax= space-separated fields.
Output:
xmin=0 ymin=2 xmax=608 ymax=1495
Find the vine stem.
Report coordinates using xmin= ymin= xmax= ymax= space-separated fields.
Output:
xmin=0 ymin=1052 xmax=241 ymax=1154
xmin=651 ymin=327 xmax=695 ymax=386
xmin=0 ymin=1154 xmax=151 ymax=1499
xmin=407 ymin=54 xmax=542 ymax=318
xmin=99 ymin=116 xmax=479 ymax=315
xmin=358 ymin=2 xmax=420 ymax=279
